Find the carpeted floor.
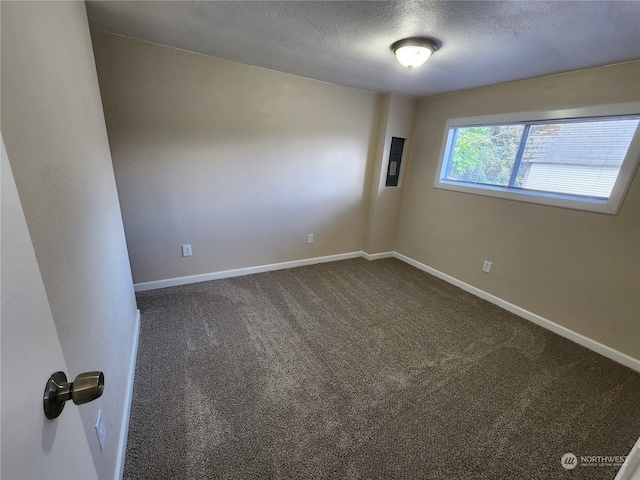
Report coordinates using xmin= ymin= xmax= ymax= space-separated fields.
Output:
xmin=124 ymin=258 xmax=640 ymax=479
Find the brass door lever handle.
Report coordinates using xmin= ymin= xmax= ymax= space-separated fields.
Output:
xmin=43 ymin=371 xmax=104 ymax=419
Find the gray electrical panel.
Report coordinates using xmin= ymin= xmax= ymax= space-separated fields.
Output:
xmin=385 ymin=137 xmax=405 ymax=187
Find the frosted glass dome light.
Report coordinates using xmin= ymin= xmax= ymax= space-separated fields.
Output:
xmin=391 ymin=38 xmax=438 ymax=69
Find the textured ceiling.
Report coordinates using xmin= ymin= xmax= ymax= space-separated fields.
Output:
xmin=85 ymin=1 xmax=640 ymax=98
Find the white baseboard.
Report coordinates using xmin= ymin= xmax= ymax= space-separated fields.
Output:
xmin=114 ymin=309 xmax=141 ymax=480
xmin=394 ymin=252 xmax=640 ymax=373
xmin=134 ymin=252 xmax=363 ymax=292
xmin=361 ymin=251 xmax=395 ymax=261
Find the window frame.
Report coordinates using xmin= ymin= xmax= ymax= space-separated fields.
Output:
xmin=433 ymin=102 xmax=640 ymax=215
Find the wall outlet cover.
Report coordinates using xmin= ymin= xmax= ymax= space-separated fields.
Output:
xmin=482 ymin=260 xmax=492 ymax=273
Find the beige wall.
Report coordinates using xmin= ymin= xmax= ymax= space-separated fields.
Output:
xmin=90 ymin=29 xmax=638 ymax=361
xmin=396 ymin=61 xmax=640 ymax=359
xmin=1 ymin=2 xmax=139 ymax=478
xmin=91 ymin=31 xmax=380 ymax=284
xmin=364 ymin=93 xmax=417 ymax=254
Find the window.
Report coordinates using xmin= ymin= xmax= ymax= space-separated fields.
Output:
xmin=435 ymin=103 xmax=640 ymax=214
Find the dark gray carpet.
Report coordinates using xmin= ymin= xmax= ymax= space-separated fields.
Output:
xmin=124 ymin=258 xmax=640 ymax=479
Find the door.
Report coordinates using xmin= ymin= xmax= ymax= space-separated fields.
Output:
xmin=1 ymin=135 xmax=98 ymax=479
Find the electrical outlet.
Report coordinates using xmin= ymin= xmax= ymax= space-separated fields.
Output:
xmin=182 ymin=244 xmax=192 ymax=257
xmin=95 ymin=410 xmax=106 ymax=452
xmin=307 ymin=234 xmax=314 ymax=244
xmin=482 ymin=260 xmax=492 ymax=274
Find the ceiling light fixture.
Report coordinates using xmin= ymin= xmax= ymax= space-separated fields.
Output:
xmin=391 ymin=38 xmax=438 ymax=69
